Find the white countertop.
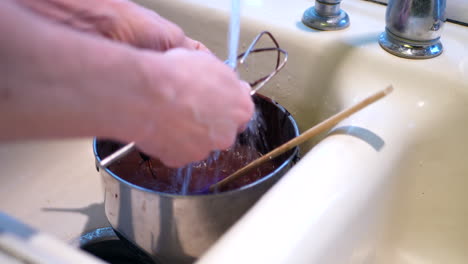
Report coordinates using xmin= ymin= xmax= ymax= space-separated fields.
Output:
xmin=0 ymin=139 xmax=108 ymax=243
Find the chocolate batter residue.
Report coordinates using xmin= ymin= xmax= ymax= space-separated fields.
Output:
xmin=108 ymin=144 xmax=277 ymax=194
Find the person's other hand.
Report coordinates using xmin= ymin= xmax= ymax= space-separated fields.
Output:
xmin=128 ymin=49 xmax=254 ymax=167
xmin=96 ymin=0 xmax=210 ymax=51
xmin=16 ymin=0 xmax=209 ymax=52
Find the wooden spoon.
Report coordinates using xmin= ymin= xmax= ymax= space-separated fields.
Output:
xmin=209 ymin=86 xmax=394 ymax=192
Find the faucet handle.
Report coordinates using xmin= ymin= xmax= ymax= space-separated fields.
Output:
xmin=302 ymin=0 xmax=350 ymax=31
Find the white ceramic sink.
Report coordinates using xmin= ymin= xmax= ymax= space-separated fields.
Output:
xmin=133 ymin=0 xmax=468 ymax=263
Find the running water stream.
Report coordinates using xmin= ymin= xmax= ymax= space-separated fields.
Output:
xmin=227 ymin=0 xmax=241 ymax=69
xmin=175 ymin=0 xmax=246 ymax=194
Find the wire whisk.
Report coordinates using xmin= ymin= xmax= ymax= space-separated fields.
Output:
xmin=234 ymin=31 xmax=288 ymax=95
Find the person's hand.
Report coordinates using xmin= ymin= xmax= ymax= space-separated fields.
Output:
xmin=5 ymin=0 xmax=253 ymax=168
xmin=127 ymin=49 xmax=254 ymax=167
xmin=102 ymin=0 xmax=210 ymax=51
xmin=15 ymin=0 xmax=209 ymax=52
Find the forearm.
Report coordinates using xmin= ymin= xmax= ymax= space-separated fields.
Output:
xmin=14 ymin=0 xmax=199 ymax=51
xmin=0 ymin=0 xmax=155 ymax=141
xmin=14 ymin=0 xmax=122 ymax=35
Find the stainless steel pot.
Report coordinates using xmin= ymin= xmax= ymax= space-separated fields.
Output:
xmin=93 ymin=94 xmax=299 ymax=263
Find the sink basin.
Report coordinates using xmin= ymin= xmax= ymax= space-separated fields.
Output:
xmin=138 ymin=0 xmax=468 ymax=263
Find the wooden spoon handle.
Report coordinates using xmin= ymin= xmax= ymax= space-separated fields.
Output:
xmin=209 ymin=86 xmax=393 ymax=192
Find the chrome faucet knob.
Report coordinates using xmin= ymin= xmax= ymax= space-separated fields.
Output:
xmin=302 ymin=0 xmax=350 ymax=31
xmin=379 ymin=0 xmax=446 ymax=59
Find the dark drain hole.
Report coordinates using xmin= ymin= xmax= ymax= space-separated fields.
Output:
xmin=82 ymin=240 xmax=156 ymax=264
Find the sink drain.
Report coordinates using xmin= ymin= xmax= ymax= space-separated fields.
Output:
xmin=75 ymin=227 xmax=156 ymax=264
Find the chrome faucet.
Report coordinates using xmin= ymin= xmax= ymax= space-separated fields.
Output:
xmin=379 ymin=0 xmax=446 ymax=59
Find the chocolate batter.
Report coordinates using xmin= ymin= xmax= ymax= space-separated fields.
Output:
xmin=108 ymin=144 xmax=277 ymax=194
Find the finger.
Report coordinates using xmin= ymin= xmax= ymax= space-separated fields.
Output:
xmin=237 ymin=122 xmax=249 ymax=133
xmin=183 ymin=37 xmax=212 ymax=53
xmin=237 ymin=110 xmax=254 ymax=133
xmin=240 ymin=80 xmax=252 ymax=95
xmin=238 ymin=81 xmax=255 ymax=124
xmin=235 ymin=81 xmax=254 ymax=134
xmin=160 ymin=147 xmax=210 ymax=168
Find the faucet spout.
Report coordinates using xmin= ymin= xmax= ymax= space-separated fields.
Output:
xmin=379 ymin=0 xmax=446 ymax=59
